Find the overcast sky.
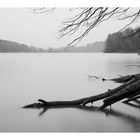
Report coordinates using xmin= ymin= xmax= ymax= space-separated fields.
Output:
xmin=0 ymin=8 xmax=137 ymax=49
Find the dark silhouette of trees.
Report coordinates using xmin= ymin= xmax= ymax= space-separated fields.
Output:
xmin=0 ymin=39 xmax=47 ymax=52
xmin=105 ymin=27 xmax=140 ymax=52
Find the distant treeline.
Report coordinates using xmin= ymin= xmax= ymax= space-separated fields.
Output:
xmin=105 ymin=27 xmax=140 ymax=53
xmin=0 ymin=39 xmax=47 ymax=52
xmin=47 ymin=41 xmax=105 ymax=53
xmin=1 ymin=27 xmax=140 ymax=53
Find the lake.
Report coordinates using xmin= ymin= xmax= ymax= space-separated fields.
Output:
xmin=0 ymin=53 xmax=140 ymax=132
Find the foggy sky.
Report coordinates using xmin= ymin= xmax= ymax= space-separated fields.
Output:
xmin=0 ymin=8 xmax=137 ymax=49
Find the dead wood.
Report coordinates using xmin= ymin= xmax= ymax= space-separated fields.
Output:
xmin=99 ymin=79 xmax=140 ymax=109
xmin=23 ymin=73 xmax=140 ymax=110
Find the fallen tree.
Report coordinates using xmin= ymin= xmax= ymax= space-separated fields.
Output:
xmin=23 ymin=73 xmax=140 ymax=110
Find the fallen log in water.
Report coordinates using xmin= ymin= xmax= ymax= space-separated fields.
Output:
xmin=99 ymin=79 xmax=140 ymax=109
xmin=123 ymin=92 xmax=140 ymax=103
xmin=110 ymin=75 xmax=135 ymax=83
xmin=23 ymin=73 xmax=140 ymax=110
xmin=82 ymin=76 xmax=138 ymax=106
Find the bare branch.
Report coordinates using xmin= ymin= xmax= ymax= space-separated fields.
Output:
xmin=31 ymin=7 xmax=140 ymax=46
xmin=122 ymin=27 xmax=140 ymax=39
xmin=120 ymin=10 xmax=140 ymax=31
xmin=58 ymin=8 xmax=140 ymax=46
xmin=31 ymin=7 xmax=56 ymax=14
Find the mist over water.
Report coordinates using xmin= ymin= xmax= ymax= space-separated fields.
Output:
xmin=0 ymin=53 xmax=140 ymax=132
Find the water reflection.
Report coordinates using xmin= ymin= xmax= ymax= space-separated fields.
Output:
xmin=23 ymin=103 xmax=140 ymax=131
xmin=123 ymin=101 xmax=140 ymax=109
xmin=125 ymin=64 xmax=140 ymax=67
xmin=1 ymin=53 xmax=140 ymax=132
xmin=81 ymin=106 xmax=140 ymax=125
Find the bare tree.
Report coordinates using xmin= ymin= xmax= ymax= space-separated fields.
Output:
xmin=31 ymin=7 xmax=140 ymax=46
xmin=59 ymin=7 xmax=140 ymax=45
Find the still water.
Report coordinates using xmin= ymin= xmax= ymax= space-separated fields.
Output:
xmin=0 ymin=53 xmax=140 ymax=132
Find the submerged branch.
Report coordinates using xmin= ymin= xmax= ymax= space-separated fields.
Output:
xmin=23 ymin=73 xmax=140 ymax=110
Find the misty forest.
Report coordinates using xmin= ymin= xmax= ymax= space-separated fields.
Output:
xmin=0 ymin=7 xmax=140 ymax=132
